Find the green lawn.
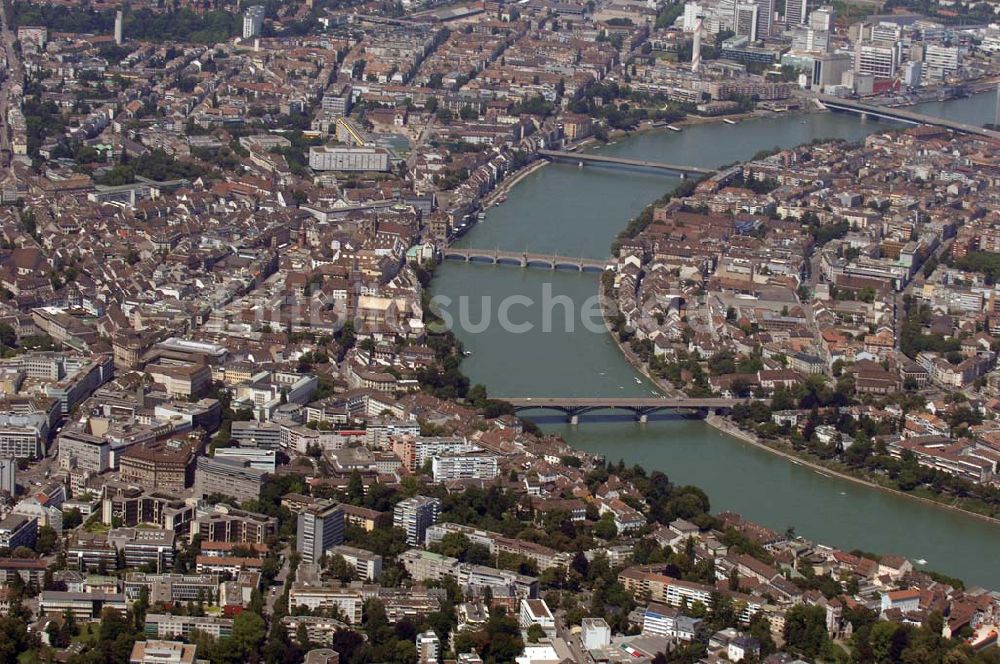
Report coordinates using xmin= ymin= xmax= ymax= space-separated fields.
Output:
xmin=83 ymin=520 xmax=110 ymax=534
xmin=73 ymin=621 xmax=99 ymax=645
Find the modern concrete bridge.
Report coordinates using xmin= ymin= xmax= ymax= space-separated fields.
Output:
xmin=537 ymin=150 xmax=717 ymax=177
xmin=816 ymin=94 xmax=1000 ymax=140
xmin=502 ymin=397 xmax=753 ymax=423
xmin=442 ymin=247 xmax=612 ymax=272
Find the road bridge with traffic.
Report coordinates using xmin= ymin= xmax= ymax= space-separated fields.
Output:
xmin=501 ymin=397 xmax=754 ymax=423
xmin=816 ymin=95 xmax=1000 ymax=140
xmin=537 ymin=150 xmax=717 ymax=177
xmin=442 ymin=248 xmax=612 ymax=272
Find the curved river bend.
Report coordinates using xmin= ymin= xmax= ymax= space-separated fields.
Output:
xmin=430 ymin=92 xmax=1000 ymax=588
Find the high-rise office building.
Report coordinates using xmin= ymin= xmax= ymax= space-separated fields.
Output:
xmin=296 ymin=501 xmax=344 ymax=565
xmin=734 ymin=2 xmax=759 ymax=42
xmin=854 ymin=41 xmax=898 ymax=78
xmin=242 ymin=6 xmax=265 ymax=40
xmin=785 ymin=0 xmax=808 ymax=25
xmin=755 ymin=0 xmax=773 ymax=39
xmin=682 ymin=2 xmax=703 ymax=31
xmin=393 ymin=496 xmax=440 ymax=546
xmin=809 ymin=5 xmax=834 ymax=32
xmin=870 ymin=21 xmax=902 ymax=47
xmin=923 ymin=44 xmax=960 ymax=78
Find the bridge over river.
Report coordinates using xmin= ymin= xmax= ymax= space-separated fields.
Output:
xmin=442 ymin=247 xmax=613 ymax=272
xmin=537 ymin=150 xmax=717 ymax=177
xmin=816 ymin=94 xmax=1000 ymax=140
xmin=501 ymin=397 xmax=754 ymax=423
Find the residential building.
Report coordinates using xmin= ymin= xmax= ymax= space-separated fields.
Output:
xmin=416 ymin=631 xmax=440 ymax=664
xmin=39 ymin=591 xmax=127 ymax=619
xmin=242 ymin=5 xmax=265 ymax=39
xmin=0 ymin=557 xmax=47 ymax=585
xmin=394 ymin=496 xmax=440 ymax=546
xmin=192 ymin=505 xmax=277 ymax=545
xmin=0 ymin=514 xmax=37 ymax=550
xmin=287 ymin=583 xmax=363 ymax=624
xmin=519 ymin=598 xmax=555 ymax=635
xmin=107 ymin=528 xmax=176 ymax=571
xmin=308 ymin=146 xmax=391 ymax=172
xmin=144 ymin=614 xmax=234 ymax=640
xmin=326 ymin=544 xmax=382 ymax=581
xmin=431 ymin=453 xmax=498 ymax=482
xmin=297 ymin=501 xmax=345 ymax=565
xmin=194 ymin=456 xmax=266 ymax=503
xmin=283 ymin=615 xmax=352 ymax=647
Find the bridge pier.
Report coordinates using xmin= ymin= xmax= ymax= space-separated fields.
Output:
xmin=569 ymin=414 xmax=579 ymax=425
xmin=638 ymin=413 xmax=648 ymax=423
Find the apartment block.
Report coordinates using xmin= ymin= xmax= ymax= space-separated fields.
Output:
xmin=194 ymin=456 xmax=267 ymax=503
xmin=393 ymin=496 xmax=440 ymax=546
xmin=297 ymin=501 xmax=345 ymax=565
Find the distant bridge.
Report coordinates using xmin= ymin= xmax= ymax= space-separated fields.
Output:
xmin=817 ymin=95 xmax=1000 ymax=140
xmin=442 ymin=247 xmax=612 ymax=272
xmin=537 ymin=150 xmax=717 ymax=177
xmin=502 ymin=397 xmax=753 ymax=422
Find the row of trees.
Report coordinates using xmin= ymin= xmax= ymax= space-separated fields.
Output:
xmin=12 ymin=4 xmax=240 ymax=44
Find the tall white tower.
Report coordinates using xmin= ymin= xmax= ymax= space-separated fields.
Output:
xmin=995 ymin=82 xmax=1000 ymax=129
xmin=692 ymin=18 xmax=704 ymax=73
xmin=114 ymin=10 xmax=124 ymax=46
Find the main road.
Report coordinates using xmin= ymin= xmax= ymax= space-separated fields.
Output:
xmin=0 ymin=0 xmax=24 ymax=164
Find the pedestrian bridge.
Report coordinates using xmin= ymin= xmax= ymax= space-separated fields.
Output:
xmin=442 ymin=248 xmax=612 ymax=272
xmin=502 ymin=397 xmax=753 ymax=422
xmin=537 ymin=150 xmax=717 ymax=177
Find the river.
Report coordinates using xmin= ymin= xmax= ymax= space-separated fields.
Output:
xmin=429 ymin=92 xmax=1000 ymax=588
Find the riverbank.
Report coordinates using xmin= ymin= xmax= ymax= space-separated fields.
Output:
xmin=481 ymin=158 xmax=548 ymax=208
xmin=598 ymin=253 xmax=1000 ymax=525
xmin=602 ymin=107 xmax=774 ymax=143
xmin=596 ymin=280 xmax=1000 ymax=525
xmin=704 ymin=415 xmax=1000 ymax=527
xmin=591 ymin=118 xmax=1000 ymax=527
xmin=597 ymin=283 xmax=683 ymax=398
